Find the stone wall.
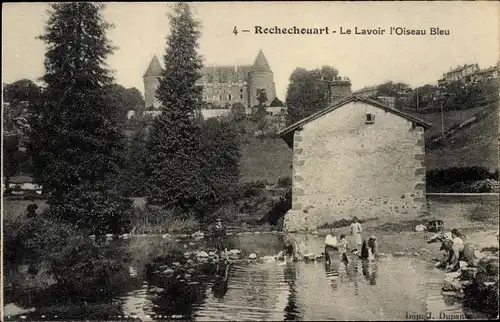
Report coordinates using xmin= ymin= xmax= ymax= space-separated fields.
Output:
xmin=284 ymin=101 xmax=427 ymax=232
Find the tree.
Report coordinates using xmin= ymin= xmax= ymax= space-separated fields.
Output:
xmin=3 ymin=79 xmax=41 ymax=104
xmin=269 ymin=97 xmax=284 ymax=107
xmin=375 ymin=81 xmax=413 ymax=109
xmin=146 ymin=3 xmax=205 ymax=213
xmin=230 ymin=102 xmax=246 ymax=121
xmin=285 ymin=66 xmax=339 ymax=124
xmin=103 ymin=84 xmax=144 ymax=124
xmin=256 ymin=88 xmax=268 ymax=107
xmin=29 ymin=3 xmax=131 ymax=234
xmin=198 ymin=117 xmax=241 ymax=209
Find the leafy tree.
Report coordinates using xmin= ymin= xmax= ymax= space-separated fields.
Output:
xmin=198 ymin=117 xmax=241 ymax=209
xmin=113 ymin=128 xmax=148 ymax=197
xmin=103 ymin=84 xmax=144 ymax=124
xmin=285 ymin=66 xmax=339 ymax=124
xmin=230 ymin=102 xmax=246 ymax=121
xmin=145 ymin=3 xmax=205 ymax=212
xmin=28 ymin=3 xmax=131 ymax=234
xmin=3 ymin=79 xmax=41 ymax=104
xmin=256 ymin=88 xmax=268 ymax=107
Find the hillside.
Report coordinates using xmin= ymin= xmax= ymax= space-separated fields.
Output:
xmin=240 ymin=134 xmax=292 ymax=183
xmin=425 ymin=105 xmax=498 ymax=171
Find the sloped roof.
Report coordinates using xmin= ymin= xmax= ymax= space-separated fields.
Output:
xmin=251 ymin=50 xmax=272 ymax=73
xmin=202 ymin=65 xmax=252 ymax=82
xmin=278 ymin=95 xmax=432 ymax=147
xmin=143 ymin=55 xmax=163 ymax=77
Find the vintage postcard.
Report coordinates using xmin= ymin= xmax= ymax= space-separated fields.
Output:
xmin=2 ymin=1 xmax=499 ymax=321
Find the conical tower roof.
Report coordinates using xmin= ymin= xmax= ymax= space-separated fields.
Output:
xmin=143 ymin=55 xmax=163 ymax=77
xmin=251 ymin=50 xmax=272 ymax=73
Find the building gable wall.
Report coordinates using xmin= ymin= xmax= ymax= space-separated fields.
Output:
xmin=284 ymin=100 xmax=427 ymax=231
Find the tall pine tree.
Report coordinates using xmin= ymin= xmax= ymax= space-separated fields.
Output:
xmin=29 ymin=3 xmax=132 ymax=234
xmin=146 ymin=3 xmax=205 ymax=214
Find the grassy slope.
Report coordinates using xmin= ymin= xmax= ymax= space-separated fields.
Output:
xmin=239 ymin=103 xmax=498 ymax=181
xmin=424 ymin=105 xmax=498 ymax=171
xmin=240 ymin=136 xmax=292 ymax=183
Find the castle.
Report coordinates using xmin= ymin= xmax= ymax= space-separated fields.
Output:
xmin=143 ymin=50 xmax=277 ymax=116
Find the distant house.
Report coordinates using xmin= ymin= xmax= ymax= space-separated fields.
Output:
xmin=6 ymin=176 xmax=42 ymax=194
xmin=278 ymin=95 xmax=431 ymax=232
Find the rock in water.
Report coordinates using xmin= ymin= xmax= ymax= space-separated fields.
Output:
xmin=393 ymin=252 xmax=406 ymax=257
xmin=229 ymin=249 xmax=241 ymax=255
xmin=162 ymin=233 xmax=171 ymax=239
xmin=248 ymin=253 xmax=257 ymax=260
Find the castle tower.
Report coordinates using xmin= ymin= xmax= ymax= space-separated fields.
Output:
xmin=248 ymin=50 xmax=276 ymax=110
xmin=143 ymin=55 xmax=163 ymax=109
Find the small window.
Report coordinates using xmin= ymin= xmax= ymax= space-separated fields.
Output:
xmin=240 ymin=94 xmax=243 ymax=99
xmin=220 ymin=95 xmax=222 ymax=101
xmin=240 ymin=89 xmax=243 ymax=93
xmin=228 ymin=94 xmax=232 ymax=101
xmin=365 ymin=113 xmax=375 ymax=124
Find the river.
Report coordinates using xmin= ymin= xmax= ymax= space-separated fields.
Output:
xmin=3 ymin=234 xmax=472 ymax=321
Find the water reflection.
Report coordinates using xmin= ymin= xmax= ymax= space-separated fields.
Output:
xmin=4 ymin=234 xmax=475 ymax=321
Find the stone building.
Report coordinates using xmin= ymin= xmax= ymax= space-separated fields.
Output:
xmin=143 ymin=50 xmax=276 ymax=116
xmin=278 ymin=95 xmax=432 ymax=232
xmin=437 ymin=64 xmax=480 ymax=86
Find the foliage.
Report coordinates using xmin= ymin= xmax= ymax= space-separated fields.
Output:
xmin=285 ymin=66 xmax=339 ymax=124
xmin=261 ymin=187 xmax=291 ymax=226
xmin=277 ymin=176 xmax=292 ymax=188
xmin=410 ymin=80 xmax=498 ymax=112
xmin=426 ymin=166 xmax=498 ymax=188
xmin=130 ymin=207 xmax=200 ymax=234
xmin=111 ymin=128 xmax=149 ymax=197
xmin=374 ymin=81 xmax=413 ymax=110
xmin=256 ymin=88 xmax=268 ymax=106
xmin=240 ymin=180 xmax=267 ymax=198
xmin=44 ymin=184 xmax=133 ymax=235
xmin=3 ymin=79 xmax=41 ymax=104
xmin=103 ymin=84 xmax=144 ymax=124
xmin=269 ymin=97 xmax=284 ymax=107
xmin=198 ymin=117 xmax=241 ymax=209
xmin=230 ymin=102 xmax=246 ymax=121
xmin=28 ymin=3 xmax=131 ymax=233
xmin=146 ymin=3 xmax=240 ymax=219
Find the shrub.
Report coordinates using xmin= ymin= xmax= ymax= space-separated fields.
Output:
xmin=277 ymin=176 xmax=292 ymax=188
xmin=45 ymin=187 xmax=134 ymax=236
xmin=206 ymin=204 xmax=239 ymax=224
xmin=130 ymin=207 xmax=200 ymax=234
xmin=240 ymin=180 xmax=268 ymax=198
xmin=427 ymin=167 xmax=498 ymax=190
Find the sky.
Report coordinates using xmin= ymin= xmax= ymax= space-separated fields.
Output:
xmin=2 ymin=1 xmax=499 ymax=100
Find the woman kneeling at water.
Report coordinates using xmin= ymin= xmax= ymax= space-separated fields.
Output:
xmin=360 ymin=236 xmax=377 ymax=261
xmin=439 ymin=230 xmax=478 ymax=272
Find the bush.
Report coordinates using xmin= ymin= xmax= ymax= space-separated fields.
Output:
xmin=45 ymin=187 xmax=134 ymax=236
xmin=206 ymin=204 xmax=239 ymax=224
xmin=427 ymin=167 xmax=498 ymax=189
xmin=130 ymin=207 xmax=200 ymax=234
xmin=240 ymin=180 xmax=268 ymax=198
xmin=277 ymin=176 xmax=292 ymax=188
